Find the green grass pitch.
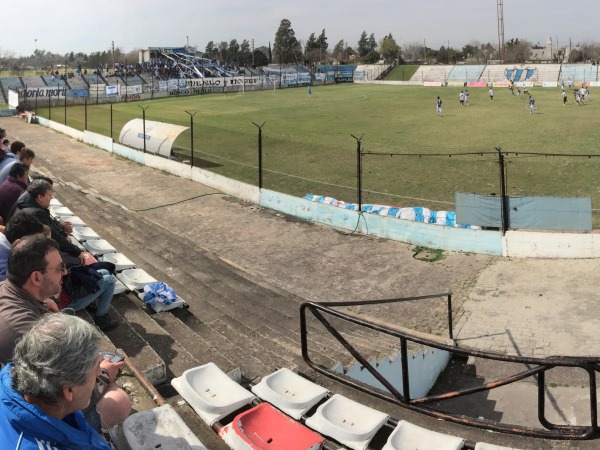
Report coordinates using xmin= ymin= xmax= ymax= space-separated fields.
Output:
xmin=61 ymin=83 xmax=600 ymax=217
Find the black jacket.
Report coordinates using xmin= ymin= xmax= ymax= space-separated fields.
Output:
xmin=13 ymin=192 xmax=81 ymax=257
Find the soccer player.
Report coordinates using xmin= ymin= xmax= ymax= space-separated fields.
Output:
xmin=307 ymin=84 xmax=311 ymax=98
xmin=436 ymin=97 xmax=443 ymax=117
xmin=459 ymin=91 xmax=465 ymax=107
xmin=488 ymin=88 xmax=494 ymax=100
xmin=562 ymin=90 xmax=568 ymax=105
xmin=528 ymin=96 xmax=536 ymax=114
xmin=465 ymin=90 xmax=470 ymax=105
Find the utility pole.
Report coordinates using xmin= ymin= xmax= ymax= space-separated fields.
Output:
xmin=252 ymin=39 xmax=255 ymax=65
xmin=112 ymin=41 xmax=115 ymax=72
xmin=497 ymin=0 xmax=505 ymax=62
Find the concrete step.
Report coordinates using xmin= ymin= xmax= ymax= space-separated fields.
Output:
xmin=85 ymin=296 xmax=167 ymax=386
xmin=54 ymin=185 xmax=368 ymax=359
xmin=52 ymin=180 xmax=404 ymax=379
xmin=105 ymin=293 xmax=198 ymax=384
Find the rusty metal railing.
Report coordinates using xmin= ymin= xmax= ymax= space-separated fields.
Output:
xmin=300 ymin=294 xmax=600 ymax=440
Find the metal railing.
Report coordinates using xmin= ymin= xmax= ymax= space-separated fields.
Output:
xmin=300 ymin=295 xmax=600 ymax=440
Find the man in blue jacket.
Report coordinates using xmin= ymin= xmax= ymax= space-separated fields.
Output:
xmin=0 ymin=314 xmax=112 ymax=449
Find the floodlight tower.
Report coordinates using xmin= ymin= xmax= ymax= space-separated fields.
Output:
xmin=497 ymin=0 xmax=505 ymax=62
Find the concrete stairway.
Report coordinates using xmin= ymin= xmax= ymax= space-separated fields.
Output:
xmin=52 ymin=180 xmax=403 ymax=386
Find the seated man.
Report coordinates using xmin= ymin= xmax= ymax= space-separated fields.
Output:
xmin=0 ymin=235 xmax=130 ymax=433
xmin=0 ymin=314 xmax=123 ymax=448
xmin=0 ymin=213 xmax=46 ymax=281
xmin=13 ymin=179 xmax=87 ymax=266
xmin=0 ymin=162 xmax=30 ymax=224
xmin=0 ymin=145 xmax=34 ymax=185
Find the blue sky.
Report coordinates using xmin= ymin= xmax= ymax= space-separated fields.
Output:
xmin=3 ymin=0 xmax=599 ymax=56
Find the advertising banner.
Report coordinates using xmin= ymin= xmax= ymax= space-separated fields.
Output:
xmin=106 ymin=85 xmax=119 ymax=96
xmin=18 ymin=86 xmax=67 ymax=100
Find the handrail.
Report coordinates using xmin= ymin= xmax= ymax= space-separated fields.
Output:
xmin=300 ymin=295 xmax=600 ymax=440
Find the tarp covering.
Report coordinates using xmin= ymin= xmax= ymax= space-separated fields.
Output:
xmin=456 ymin=192 xmax=592 ymax=231
xmin=119 ymin=119 xmax=188 ymax=157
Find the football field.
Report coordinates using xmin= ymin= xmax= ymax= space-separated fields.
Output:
xmin=63 ymin=83 xmax=600 ymax=218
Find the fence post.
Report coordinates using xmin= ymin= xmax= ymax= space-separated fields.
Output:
xmin=64 ymin=86 xmax=67 ymax=125
xmin=110 ymin=102 xmax=113 ymax=142
xmin=185 ymin=110 xmax=197 ymax=167
xmin=84 ymin=99 xmax=87 ymax=130
xmin=252 ymin=121 xmax=266 ymax=189
xmin=496 ymin=147 xmax=509 ymax=234
xmin=351 ymin=134 xmax=364 ymax=213
xmin=48 ymin=92 xmax=51 ymax=121
xmin=138 ymin=105 xmax=149 ymax=153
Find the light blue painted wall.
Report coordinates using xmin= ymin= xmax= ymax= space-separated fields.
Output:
xmin=260 ymin=189 xmax=504 ymax=255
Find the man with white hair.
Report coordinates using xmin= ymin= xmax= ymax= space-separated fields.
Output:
xmin=0 ymin=314 xmax=114 ymax=448
xmin=0 ymin=235 xmax=130 ymax=438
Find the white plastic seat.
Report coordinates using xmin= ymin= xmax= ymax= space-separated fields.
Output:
xmin=60 ymin=216 xmax=86 ymax=227
xmin=71 ymin=226 xmax=100 ymax=242
xmin=50 ymin=206 xmax=73 ymax=217
xmin=251 ymin=368 xmax=329 ymax=420
xmin=172 ymin=362 xmax=256 ymax=426
xmin=49 ymin=198 xmax=63 ymax=207
xmin=119 ymin=404 xmax=208 ymax=450
xmin=382 ymin=420 xmax=464 ymax=450
xmin=475 ymin=443 xmax=521 ymax=450
xmin=116 ymin=269 xmax=157 ymax=291
xmin=99 ymin=253 xmax=136 ymax=271
xmin=83 ymin=239 xmax=117 ymax=256
xmin=113 ymin=279 xmax=128 ymax=295
xmin=304 ymin=394 xmax=388 ymax=450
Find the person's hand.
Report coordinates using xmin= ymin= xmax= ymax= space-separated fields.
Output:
xmin=45 ymin=300 xmax=60 ymax=313
xmin=100 ymin=358 xmax=126 ymax=381
xmin=78 ymin=251 xmax=88 ymax=265
xmin=62 ymin=221 xmax=73 ymax=234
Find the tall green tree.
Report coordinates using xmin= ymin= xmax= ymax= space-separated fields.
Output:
xmin=273 ymin=19 xmax=302 ymax=64
xmin=358 ymin=31 xmax=369 ymax=56
xmin=317 ymin=29 xmax=328 ymax=51
xmin=379 ymin=33 xmax=400 ymax=62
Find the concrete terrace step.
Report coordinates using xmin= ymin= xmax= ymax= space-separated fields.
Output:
xmin=52 ymin=179 xmax=407 ymax=372
xmin=101 ymin=296 xmax=167 ymax=385
xmin=53 ymin=185 xmax=380 ymax=360
xmin=106 ymin=293 xmax=200 ymax=382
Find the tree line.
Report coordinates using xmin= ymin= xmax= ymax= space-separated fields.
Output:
xmin=1 ymin=18 xmax=600 ymax=74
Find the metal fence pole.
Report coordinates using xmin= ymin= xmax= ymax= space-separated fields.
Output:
xmin=84 ymin=99 xmax=87 ymax=130
xmin=48 ymin=92 xmax=51 ymax=121
xmin=185 ymin=110 xmax=197 ymax=167
xmin=252 ymin=121 xmax=266 ymax=189
xmin=110 ymin=102 xmax=113 ymax=142
xmin=496 ymin=146 xmax=509 ymax=234
xmin=64 ymin=86 xmax=67 ymax=125
xmin=351 ymin=134 xmax=365 ymax=212
xmin=138 ymin=105 xmax=149 ymax=153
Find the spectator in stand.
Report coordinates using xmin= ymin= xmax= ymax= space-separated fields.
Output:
xmin=1 ymin=139 xmax=8 ymax=153
xmin=0 ymin=313 xmax=127 ymax=449
xmin=13 ymin=179 xmax=88 ymax=266
xmin=0 ymin=163 xmax=30 ymax=224
xmin=0 ymin=236 xmax=130 ymax=436
xmin=0 ymin=143 xmax=32 ymax=185
xmin=0 ymin=213 xmax=46 ymax=281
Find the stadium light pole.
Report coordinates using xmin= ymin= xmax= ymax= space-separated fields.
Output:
xmin=138 ymin=105 xmax=150 ymax=153
xmin=185 ymin=110 xmax=197 ymax=167
xmin=252 ymin=121 xmax=266 ymax=189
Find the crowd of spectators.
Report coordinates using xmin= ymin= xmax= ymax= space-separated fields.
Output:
xmin=0 ymin=125 xmax=132 ymax=447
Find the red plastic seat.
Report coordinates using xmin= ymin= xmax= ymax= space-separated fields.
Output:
xmin=220 ymin=403 xmax=324 ymax=450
